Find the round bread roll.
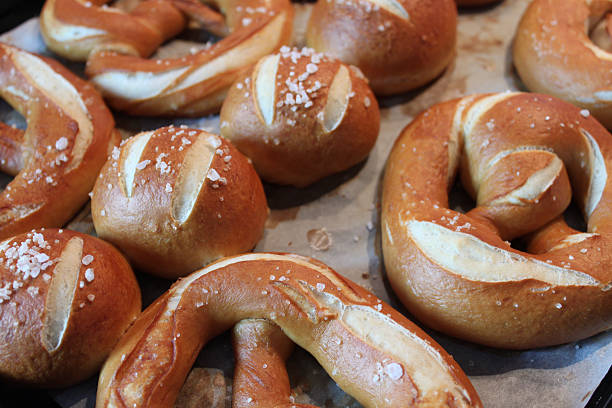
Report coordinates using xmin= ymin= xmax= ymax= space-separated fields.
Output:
xmin=0 ymin=229 xmax=141 ymax=388
xmin=513 ymin=0 xmax=612 ymax=128
xmin=305 ymin=0 xmax=457 ymax=95
xmin=220 ymin=47 xmax=380 ymax=187
xmin=91 ymin=126 xmax=268 ymax=279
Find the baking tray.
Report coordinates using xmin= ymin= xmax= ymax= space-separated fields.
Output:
xmin=0 ymin=1 xmax=611 ymax=407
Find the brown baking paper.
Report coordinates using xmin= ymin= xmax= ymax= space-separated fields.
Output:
xmin=1 ymin=1 xmax=610 ymax=406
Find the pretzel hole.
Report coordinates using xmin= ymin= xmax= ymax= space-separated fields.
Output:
xmin=0 ymin=100 xmax=26 ymax=179
xmin=173 ymin=331 xmax=349 ymax=407
xmin=589 ymin=13 xmax=612 ymax=52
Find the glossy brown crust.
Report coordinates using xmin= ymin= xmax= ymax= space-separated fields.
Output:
xmin=0 ymin=44 xmax=119 ymax=240
xmin=306 ymin=0 xmax=457 ymax=95
xmin=382 ymin=92 xmax=612 ymax=349
xmin=40 ymin=0 xmax=294 ymax=116
xmin=0 ymin=229 xmax=141 ymax=388
xmin=513 ymin=0 xmax=612 ymax=128
xmin=232 ymin=319 xmax=316 ymax=408
xmin=91 ymin=127 xmax=268 ymax=279
xmin=219 ymin=48 xmax=380 ymax=187
xmin=97 ymin=253 xmax=482 ymax=408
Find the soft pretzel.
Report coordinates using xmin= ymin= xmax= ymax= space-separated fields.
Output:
xmin=91 ymin=126 xmax=268 ymax=278
xmin=513 ymin=0 xmax=612 ymax=128
xmin=382 ymin=92 xmax=612 ymax=349
xmin=219 ymin=47 xmax=380 ymax=187
xmin=0 ymin=43 xmax=119 ymax=240
xmin=40 ymin=0 xmax=294 ymax=116
xmin=96 ymin=253 xmax=482 ymax=407
xmin=0 ymin=229 xmax=141 ymax=387
xmin=305 ymin=0 xmax=457 ymax=95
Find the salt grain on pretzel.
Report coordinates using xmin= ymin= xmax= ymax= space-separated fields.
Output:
xmin=220 ymin=47 xmax=379 ymax=187
xmin=382 ymin=92 xmax=612 ymax=349
xmin=96 ymin=253 xmax=482 ymax=407
xmin=91 ymin=126 xmax=268 ymax=278
xmin=514 ymin=0 xmax=612 ymax=128
xmin=0 ymin=229 xmax=140 ymax=387
xmin=306 ymin=0 xmax=457 ymax=95
xmin=40 ymin=0 xmax=294 ymax=116
xmin=0 ymin=43 xmax=119 ymax=240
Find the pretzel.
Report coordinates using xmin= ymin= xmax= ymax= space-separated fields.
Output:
xmin=91 ymin=126 xmax=268 ymax=278
xmin=96 ymin=253 xmax=482 ymax=407
xmin=40 ymin=0 xmax=294 ymax=116
xmin=513 ymin=0 xmax=612 ymax=128
xmin=0 ymin=229 xmax=141 ymax=387
xmin=382 ymin=92 xmax=612 ymax=349
xmin=0 ymin=43 xmax=119 ymax=240
xmin=220 ymin=47 xmax=380 ymax=187
xmin=305 ymin=0 xmax=457 ymax=95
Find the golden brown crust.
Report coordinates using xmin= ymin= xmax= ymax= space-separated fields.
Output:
xmin=0 ymin=229 xmax=141 ymax=388
xmin=306 ymin=0 xmax=457 ymax=95
xmin=513 ymin=0 xmax=612 ymax=128
xmin=456 ymin=0 xmax=501 ymax=6
xmin=97 ymin=253 xmax=482 ymax=408
xmin=219 ymin=47 xmax=380 ymax=187
xmin=40 ymin=0 xmax=294 ymax=116
xmin=91 ymin=127 xmax=268 ymax=279
xmin=0 ymin=43 xmax=119 ymax=240
xmin=382 ymin=92 xmax=612 ymax=349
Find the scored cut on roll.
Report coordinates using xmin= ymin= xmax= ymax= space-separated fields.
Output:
xmin=0 ymin=43 xmax=119 ymax=240
xmin=305 ymin=0 xmax=457 ymax=95
xmin=0 ymin=229 xmax=141 ymax=388
xmin=220 ymin=47 xmax=380 ymax=187
xmin=91 ymin=126 xmax=268 ymax=279
xmin=382 ymin=92 xmax=612 ymax=349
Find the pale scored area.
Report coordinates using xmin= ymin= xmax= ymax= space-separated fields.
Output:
xmin=312 ymin=290 xmax=472 ymax=405
xmin=41 ymin=1 xmax=108 ymax=42
xmin=488 ymin=154 xmax=563 ymax=206
xmin=580 ymin=128 xmax=608 ymax=216
xmin=164 ymin=253 xmax=363 ymax=317
xmin=42 ymin=236 xmax=83 ymax=352
xmin=11 ymin=48 xmax=94 ymax=172
xmin=254 ymin=54 xmax=280 ymax=125
xmin=320 ymin=65 xmax=352 ymax=133
xmin=407 ymin=221 xmax=600 ymax=286
xmin=93 ymin=13 xmax=287 ymax=101
xmin=362 ymin=0 xmax=410 ymax=20
xmin=171 ymin=134 xmax=216 ymax=224
xmin=550 ymin=233 xmax=599 ymax=251
xmin=120 ymin=131 xmax=153 ymax=198
xmin=460 ymin=93 xmax=517 ymax=191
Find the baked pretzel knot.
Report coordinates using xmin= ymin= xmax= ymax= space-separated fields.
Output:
xmin=382 ymin=93 xmax=612 ymax=349
xmin=97 ymin=253 xmax=482 ymax=407
xmin=0 ymin=43 xmax=118 ymax=239
xmin=40 ymin=0 xmax=293 ymax=116
xmin=514 ymin=0 xmax=612 ymax=128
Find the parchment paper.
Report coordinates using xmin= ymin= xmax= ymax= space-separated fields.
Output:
xmin=1 ymin=1 xmax=611 ymax=407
